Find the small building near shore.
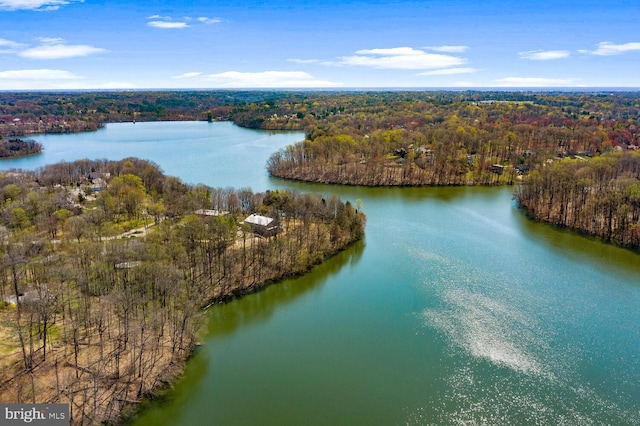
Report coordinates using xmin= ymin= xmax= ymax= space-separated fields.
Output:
xmin=242 ymin=213 xmax=280 ymax=237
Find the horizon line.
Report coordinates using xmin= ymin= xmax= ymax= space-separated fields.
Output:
xmin=1 ymin=87 xmax=640 ymax=93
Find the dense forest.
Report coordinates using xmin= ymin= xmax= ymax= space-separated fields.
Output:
xmin=262 ymin=92 xmax=639 ymax=186
xmin=0 ymin=158 xmax=365 ymax=424
xmin=2 ymin=90 xmax=640 ymax=242
xmin=4 ymin=90 xmax=639 ymax=185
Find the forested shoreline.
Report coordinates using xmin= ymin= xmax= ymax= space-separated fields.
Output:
xmin=262 ymin=92 xmax=638 ymax=186
xmin=515 ymin=151 xmax=640 ymax=247
xmin=3 ymin=90 xmax=640 ymax=247
xmin=0 ymin=158 xmax=364 ymax=424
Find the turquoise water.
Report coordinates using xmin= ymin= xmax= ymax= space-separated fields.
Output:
xmin=1 ymin=121 xmax=303 ymax=189
xmin=4 ymin=123 xmax=638 ymax=425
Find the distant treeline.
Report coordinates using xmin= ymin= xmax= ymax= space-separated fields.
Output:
xmin=0 ymin=138 xmax=42 ymax=158
xmin=0 ymin=91 xmax=306 ymax=137
xmin=0 ymin=158 xmax=365 ymax=424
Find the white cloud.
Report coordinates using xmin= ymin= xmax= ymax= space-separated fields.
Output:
xmin=0 ymin=0 xmax=81 ymax=11
xmin=290 ymin=46 xmax=469 ymax=71
xmin=424 ymin=45 xmax=469 ymax=53
xmin=519 ymin=50 xmax=570 ymax=60
xmin=148 ymin=21 xmax=189 ymax=29
xmin=289 ymin=59 xmax=316 ymax=64
xmin=197 ymin=17 xmax=221 ymax=24
xmin=0 ymin=38 xmax=26 ymax=53
xmin=339 ymin=47 xmax=466 ymax=70
xmin=494 ymin=77 xmax=580 ymax=87
xmin=180 ymin=71 xmax=340 ymax=88
xmin=0 ymin=69 xmax=82 ymax=80
xmin=19 ymin=40 xmax=105 ymax=59
xmin=355 ymin=47 xmax=424 ymax=56
xmin=0 ymin=38 xmax=104 ymax=59
xmin=173 ymin=72 xmax=203 ymax=79
xmin=418 ymin=67 xmax=478 ymax=75
xmin=36 ymin=37 xmax=63 ymax=44
xmin=147 ymin=15 xmax=219 ymax=29
xmin=0 ymin=69 xmax=141 ymax=90
xmin=0 ymin=38 xmax=26 ymax=48
xmin=287 ymin=58 xmax=337 ymax=67
xmin=579 ymin=41 xmax=640 ymax=56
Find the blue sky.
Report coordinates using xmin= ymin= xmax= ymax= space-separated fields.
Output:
xmin=0 ymin=0 xmax=639 ymax=89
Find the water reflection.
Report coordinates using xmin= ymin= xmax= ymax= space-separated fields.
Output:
xmin=130 ymin=240 xmax=365 ymax=426
xmin=126 ymin=345 xmax=210 ymax=426
xmin=511 ymin=204 xmax=640 ymax=282
xmin=269 ymin=176 xmax=509 ymax=204
xmin=205 ymin=239 xmax=365 ymax=338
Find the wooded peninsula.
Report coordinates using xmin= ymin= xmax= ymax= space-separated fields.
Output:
xmin=0 ymin=157 xmax=364 ymax=423
xmin=0 ymin=138 xmax=43 ymax=158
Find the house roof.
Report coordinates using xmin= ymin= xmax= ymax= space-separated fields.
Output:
xmin=243 ymin=213 xmax=274 ymax=227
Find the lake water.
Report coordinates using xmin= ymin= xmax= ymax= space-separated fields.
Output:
xmin=1 ymin=121 xmax=302 ymax=189
xmin=3 ymin=122 xmax=639 ymax=425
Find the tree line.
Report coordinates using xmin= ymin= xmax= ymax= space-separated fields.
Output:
xmin=515 ymin=151 xmax=640 ymax=247
xmin=0 ymin=158 xmax=365 ymax=424
xmin=0 ymin=91 xmax=310 ymax=138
